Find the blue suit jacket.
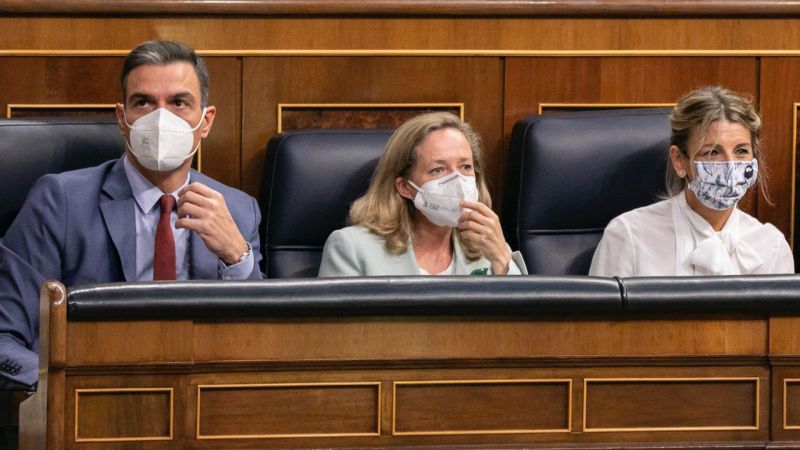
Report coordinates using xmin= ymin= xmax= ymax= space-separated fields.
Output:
xmin=0 ymin=157 xmax=262 ymax=386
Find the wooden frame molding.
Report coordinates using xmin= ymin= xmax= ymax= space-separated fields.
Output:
xmin=537 ymin=102 xmax=675 ymax=115
xmin=392 ymin=378 xmax=573 ymax=436
xmin=582 ymin=377 xmax=761 ymax=433
xmin=6 ymin=103 xmax=115 ymax=119
xmin=3 ymin=1 xmax=800 ymax=17
xmin=276 ymin=102 xmax=465 ymax=133
xmin=73 ymin=387 xmax=174 ymax=443
xmin=783 ymin=378 xmax=800 ymax=430
xmin=195 ymin=382 xmax=382 ymax=440
xmin=13 ymin=50 xmax=800 ymax=57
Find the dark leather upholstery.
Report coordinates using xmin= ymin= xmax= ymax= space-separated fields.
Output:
xmin=261 ymin=130 xmax=392 ymax=278
xmin=67 ymin=276 xmax=623 ymax=320
xmin=67 ymin=275 xmax=800 ymax=321
xmin=0 ymin=117 xmax=124 ymax=236
xmin=503 ymin=108 xmax=672 ymax=275
xmin=621 ymin=275 xmax=800 ymax=313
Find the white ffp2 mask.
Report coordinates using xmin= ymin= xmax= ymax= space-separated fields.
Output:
xmin=408 ymin=172 xmax=479 ymax=227
xmin=124 ymin=108 xmax=205 ymax=172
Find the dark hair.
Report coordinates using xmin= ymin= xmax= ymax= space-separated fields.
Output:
xmin=120 ymin=40 xmax=209 ymax=107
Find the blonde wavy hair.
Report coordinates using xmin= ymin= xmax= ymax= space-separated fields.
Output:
xmin=349 ymin=112 xmax=491 ymax=259
xmin=666 ymin=85 xmax=769 ymax=202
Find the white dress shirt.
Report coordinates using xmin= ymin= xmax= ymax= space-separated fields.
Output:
xmin=589 ymin=193 xmax=794 ymax=277
xmin=123 ymin=156 xmax=253 ymax=280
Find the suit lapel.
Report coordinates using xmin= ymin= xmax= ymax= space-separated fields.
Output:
xmin=99 ymin=159 xmax=137 ymax=281
xmin=187 ymin=171 xmax=219 ymax=279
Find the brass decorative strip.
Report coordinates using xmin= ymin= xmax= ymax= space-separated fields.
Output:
xmin=8 ymin=50 xmax=800 ymax=57
xmin=276 ymin=102 xmax=465 ymax=133
xmin=538 ymin=102 xmax=675 ymax=115
xmin=196 ymin=382 xmax=381 ymax=440
xmin=4 ymin=0 xmax=800 ymax=17
xmin=392 ymin=378 xmax=572 ymax=436
xmin=74 ymin=387 xmax=173 ymax=443
xmin=791 ymin=103 xmax=799 ymax=248
xmin=783 ymin=378 xmax=800 ymax=430
xmin=582 ymin=377 xmax=760 ymax=433
xmin=6 ymin=103 xmax=115 ymax=119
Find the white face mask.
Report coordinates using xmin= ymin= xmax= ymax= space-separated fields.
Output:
xmin=687 ymin=159 xmax=758 ymax=210
xmin=124 ymin=107 xmax=205 ymax=172
xmin=408 ymin=172 xmax=479 ymax=227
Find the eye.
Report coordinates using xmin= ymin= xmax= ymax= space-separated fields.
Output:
xmin=460 ymin=163 xmax=473 ymax=173
xmin=173 ymin=99 xmax=186 ymax=108
xmin=430 ymin=166 xmax=444 ymax=175
xmin=134 ymin=99 xmax=148 ymax=108
xmin=735 ymin=147 xmax=751 ymax=155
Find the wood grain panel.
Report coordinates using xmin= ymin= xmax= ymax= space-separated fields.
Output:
xmin=191 ymin=316 xmax=765 ymax=362
xmin=769 ymin=317 xmax=800 ymax=355
xmin=67 ymin=321 xmax=193 ymax=365
xmin=5 ymin=18 xmax=800 ymax=52
xmin=393 ymin=380 xmax=570 ymax=435
xmin=785 ymin=379 xmax=800 ymax=429
xmin=197 ymin=383 xmax=379 ymax=438
xmin=504 ymin=57 xmax=762 ymax=219
xmin=758 ymin=59 xmax=800 ymax=259
xmin=5 ymin=1 xmax=800 ymax=17
xmin=278 ymin=104 xmax=462 ymax=133
xmin=199 ymin=57 xmax=241 ymax=187
xmin=584 ymin=378 xmax=759 ymax=431
xmin=241 ymin=57 xmax=502 ymax=199
xmin=75 ymin=389 xmax=172 ymax=441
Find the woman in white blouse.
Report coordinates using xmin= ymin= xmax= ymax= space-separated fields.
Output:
xmin=590 ymin=86 xmax=794 ymax=277
xmin=318 ymin=112 xmax=526 ymax=277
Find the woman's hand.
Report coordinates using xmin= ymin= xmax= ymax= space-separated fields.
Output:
xmin=457 ymin=200 xmax=512 ymax=275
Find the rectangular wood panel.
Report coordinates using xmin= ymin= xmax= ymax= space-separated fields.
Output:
xmin=393 ymin=380 xmax=571 ymax=435
xmin=584 ymin=378 xmax=758 ymax=431
xmin=197 ymin=382 xmax=380 ymax=439
xmin=74 ymin=388 xmax=172 ymax=442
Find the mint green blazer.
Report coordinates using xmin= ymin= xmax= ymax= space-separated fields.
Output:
xmin=318 ymin=225 xmax=527 ymax=277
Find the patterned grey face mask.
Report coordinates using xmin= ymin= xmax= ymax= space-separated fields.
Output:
xmin=687 ymin=160 xmax=758 ymax=210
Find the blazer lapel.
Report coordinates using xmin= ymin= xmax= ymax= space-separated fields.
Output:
xmin=99 ymin=159 xmax=137 ymax=281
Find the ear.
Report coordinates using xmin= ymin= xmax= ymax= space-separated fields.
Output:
xmin=115 ymin=103 xmax=127 ymax=136
xmin=669 ymin=145 xmax=688 ymax=179
xmin=395 ymin=176 xmax=415 ymax=201
xmin=200 ymin=105 xmax=216 ymax=139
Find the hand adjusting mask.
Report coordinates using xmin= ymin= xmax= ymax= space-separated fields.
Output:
xmin=408 ymin=172 xmax=479 ymax=227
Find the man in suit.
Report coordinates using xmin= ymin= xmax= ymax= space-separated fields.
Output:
xmin=0 ymin=40 xmax=262 ymax=388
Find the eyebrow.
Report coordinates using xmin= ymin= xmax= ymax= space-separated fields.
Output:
xmin=126 ymin=91 xmax=196 ymax=104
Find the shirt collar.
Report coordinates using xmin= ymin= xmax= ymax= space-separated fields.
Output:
xmin=123 ymin=155 xmax=190 ymax=214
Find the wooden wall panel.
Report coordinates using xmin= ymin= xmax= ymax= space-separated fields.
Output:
xmin=75 ymin=389 xmax=172 ymax=442
xmin=504 ymin=57 xmax=764 ymax=222
xmin=393 ymin=380 xmax=571 ymax=434
xmin=197 ymin=383 xmax=379 ymax=438
xmin=4 ymin=18 xmax=800 ymax=53
xmin=241 ymin=57 xmax=503 ymax=199
xmin=759 ymin=58 xmax=800 ymax=252
xmin=199 ymin=57 xmax=241 ymax=187
xmin=583 ymin=379 xmax=758 ymax=431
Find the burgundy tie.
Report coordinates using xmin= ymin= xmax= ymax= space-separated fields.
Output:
xmin=153 ymin=194 xmax=176 ymax=280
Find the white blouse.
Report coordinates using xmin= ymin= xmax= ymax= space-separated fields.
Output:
xmin=589 ymin=193 xmax=794 ymax=277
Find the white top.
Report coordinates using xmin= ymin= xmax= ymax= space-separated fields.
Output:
xmin=589 ymin=193 xmax=794 ymax=277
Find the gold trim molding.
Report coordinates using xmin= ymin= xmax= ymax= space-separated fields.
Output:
xmin=196 ymin=382 xmax=381 ymax=440
xmin=582 ymin=377 xmax=760 ymax=433
xmin=276 ymin=102 xmax=465 ymax=133
xmin=74 ymin=387 xmax=174 ymax=443
xmin=783 ymin=378 xmax=800 ymax=430
xmin=8 ymin=49 xmax=800 ymax=57
xmin=6 ymin=103 xmax=115 ymax=119
xmin=392 ymin=378 xmax=573 ymax=436
xmin=538 ymin=102 xmax=675 ymax=115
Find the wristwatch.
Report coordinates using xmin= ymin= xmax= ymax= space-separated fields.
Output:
xmin=222 ymin=242 xmax=251 ymax=267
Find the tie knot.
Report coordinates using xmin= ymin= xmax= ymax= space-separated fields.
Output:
xmin=159 ymin=194 xmax=175 ymax=214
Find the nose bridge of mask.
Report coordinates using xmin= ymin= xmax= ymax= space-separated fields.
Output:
xmin=126 ymin=107 xmax=206 ymax=131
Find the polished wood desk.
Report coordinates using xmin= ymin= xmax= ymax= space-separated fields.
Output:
xmin=18 ymin=276 xmax=800 ymax=449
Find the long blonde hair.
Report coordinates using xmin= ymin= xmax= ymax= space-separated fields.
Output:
xmin=349 ymin=112 xmax=491 ymax=259
xmin=666 ymin=86 xmax=769 ymax=202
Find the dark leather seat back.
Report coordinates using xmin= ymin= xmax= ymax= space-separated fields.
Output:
xmin=261 ymin=130 xmax=392 ymax=278
xmin=503 ymin=108 xmax=671 ymax=275
xmin=0 ymin=117 xmax=124 ymax=236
